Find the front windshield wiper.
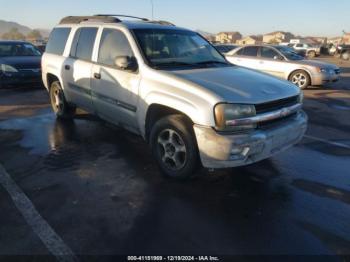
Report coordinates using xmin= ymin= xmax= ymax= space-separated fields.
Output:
xmin=153 ymin=61 xmax=195 ymax=68
xmin=194 ymin=60 xmax=230 ymax=66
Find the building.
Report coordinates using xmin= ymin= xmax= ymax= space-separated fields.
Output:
xmin=215 ymin=32 xmax=242 ymax=44
xmin=236 ymin=35 xmax=263 ymax=45
xmin=263 ymin=31 xmax=295 ymax=44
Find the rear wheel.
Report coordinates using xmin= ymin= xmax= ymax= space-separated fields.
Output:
xmin=150 ymin=114 xmax=199 ymax=179
xmin=342 ymin=52 xmax=350 ymax=61
xmin=49 ymin=81 xmax=76 ymax=119
xmin=308 ymin=51 xmax=316 ymax=58
xmin=289 ymin=70 xmax=311 ymax=90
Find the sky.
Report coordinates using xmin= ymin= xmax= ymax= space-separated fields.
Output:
xmin=0 ymin=0 xmax=349 ymax=37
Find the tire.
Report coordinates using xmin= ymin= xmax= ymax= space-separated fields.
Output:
xmin=308 ymin=51 xmax=316 ymax=58
xmin=150 ymin=114 xmax=199 ymax=179
xmin=49 ymin=81 xmax=76 ymax=119
xmin=289 ymin=70 xmax=311 ymax=90
xmin=342 ymin=52 xmax=350 ymax=61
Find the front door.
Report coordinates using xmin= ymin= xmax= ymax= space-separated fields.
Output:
xmin=258 ymin=47 xmax=285 ymax=78
xmin=91 ymin=28 xmax=140 ymax=129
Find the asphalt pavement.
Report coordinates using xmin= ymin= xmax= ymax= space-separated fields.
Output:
xmin=0 ymin=56 xmax=349 ymax=261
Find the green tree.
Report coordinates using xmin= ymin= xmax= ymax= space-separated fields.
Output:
xmin=26 ymin=30 xmax=42 ymax=40
xmin=1 ymin=28 xmax=25 ymax=40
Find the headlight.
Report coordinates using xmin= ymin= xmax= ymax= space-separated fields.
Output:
xmin=0 ymin=64 xmax=18 ymax=73
xmin=317 ymin=68 xmax=332 ymax=73
xmin=214 ymin=104 xmax=256 ymax=132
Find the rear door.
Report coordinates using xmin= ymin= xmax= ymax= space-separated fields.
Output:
xmin=91 ymin=27 xmax=141 ymax=130
xmin=62 ymin=27 xmax=98 ymax=112
xmin=227 ymin=46 xmax=260 ymax=69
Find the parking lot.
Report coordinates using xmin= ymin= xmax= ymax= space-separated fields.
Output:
xmin=0 ymin=56 xmax=349 ymax=260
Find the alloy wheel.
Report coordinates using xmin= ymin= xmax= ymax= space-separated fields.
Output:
xmin=292 ymin=73 xmax=307 ymax=88
xmin=157 ymin=129 xmax=187 ymax=170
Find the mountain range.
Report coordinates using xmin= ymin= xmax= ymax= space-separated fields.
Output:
xmin=0 ymin=20 xmax=51 ymax=37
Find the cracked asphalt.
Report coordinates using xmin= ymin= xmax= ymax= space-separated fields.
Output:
xmin=0 ymin=56 xmax=349 ymax=260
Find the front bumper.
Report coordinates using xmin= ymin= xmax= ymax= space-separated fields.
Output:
xmin=0 ymin=70 xmax=42 ymax=87
xmin=194 ymin=111 xmax=308 ymax=169
xmin=312 ymin=71 xmax=340 ymax=86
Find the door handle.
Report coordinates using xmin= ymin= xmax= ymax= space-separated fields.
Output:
xmin=94 ymin=73 xmax=101 ymax=80
xmin=64 ymin=65 xmax=70 ymax=70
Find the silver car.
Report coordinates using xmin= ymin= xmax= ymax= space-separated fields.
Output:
xmin=226 ymin=45 xmax=340 ymax=89
xmin=42 ymin=15 xmax=307 ymax=179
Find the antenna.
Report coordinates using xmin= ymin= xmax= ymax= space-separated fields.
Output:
xmin=150 ymin=0 xmax=154 ymax=20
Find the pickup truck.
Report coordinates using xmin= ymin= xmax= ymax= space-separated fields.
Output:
xmin=291 ymin=43 xmax=321 ymax=58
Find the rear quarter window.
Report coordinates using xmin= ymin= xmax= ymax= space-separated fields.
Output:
xmin=46 ymin=28 xmax=71 ymax=55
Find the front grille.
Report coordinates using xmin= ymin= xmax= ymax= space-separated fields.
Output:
xmin=258 ymin=113 xmax=297 ymax=129
xmin=255 ymin=96 xmax=299 ymax=114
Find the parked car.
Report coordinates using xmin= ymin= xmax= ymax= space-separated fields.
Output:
xmin=226 ymin=45 xmax=340 ymax=89
xmin=291 ymin=43 xmax=321 ymax=58
xmin=214 ymin=44 xmax=239 ymax=55
xmin=42 ymin=15 xmax=307 ymax=178
xmin=0 ymin=40 xmax=42 ymax=88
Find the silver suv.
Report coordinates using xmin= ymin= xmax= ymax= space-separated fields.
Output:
xmin=42 ymin=15 xmax=308 ymax=179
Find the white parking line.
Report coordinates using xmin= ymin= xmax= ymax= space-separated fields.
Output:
xmin=0 ymin=164 xmax=77 ymax=262
xmin=304 ymin=135 xmax=350 ymax=150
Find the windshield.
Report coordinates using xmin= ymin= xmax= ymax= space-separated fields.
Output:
xmin=275 ymin=46 xmax=304 ymax=61
xmin=133 ymin=29 xmax=229 ymax=69
xmin=0 ymin=43 xmax=42 ymax=57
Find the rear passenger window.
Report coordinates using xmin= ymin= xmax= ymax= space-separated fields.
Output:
xmin=46 ymin=28 xmax=71 ymax=55
xmin=70 ymin=27 xmax=98 ymax=61
xmin=237 ymin=46 xmax=258 ymax=57
xmin=98 ymin=29 xmax=134 ymax=66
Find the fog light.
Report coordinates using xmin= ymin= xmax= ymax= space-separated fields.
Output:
xmin=230 ymin=147 xmax=250 ymax=160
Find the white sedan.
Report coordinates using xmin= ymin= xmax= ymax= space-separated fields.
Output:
xmin=225 ymin=45 xmax=340 ymax=89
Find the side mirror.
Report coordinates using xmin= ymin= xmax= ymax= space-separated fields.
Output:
xmin=114 ymin=56 xmax=138 ymax=71
xmin=274 ymin=55 xmax=284 ymax=61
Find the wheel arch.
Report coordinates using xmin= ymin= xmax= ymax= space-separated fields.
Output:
xmin=144 ymin=103 xmax=195 ymax=142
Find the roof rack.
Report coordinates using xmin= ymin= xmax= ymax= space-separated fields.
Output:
xmin=59 ymin=16 xmax=121 ymax=24
xmin=59 ymin=15 xmax=175 ymax=26
xmin=95 ymin=14 xmax=149 ymax=21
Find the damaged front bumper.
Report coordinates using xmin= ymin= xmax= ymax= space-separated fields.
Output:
xmin=194 ymin=111 xmax=308 ymax=169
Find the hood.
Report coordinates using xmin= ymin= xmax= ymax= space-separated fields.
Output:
xmin=0 ymin=56 xmax=41 ymax=70
xmin=167 ymin=66 xmax=299 ymax=104
xmin=294 ymin=59 xmax=339 ymax=69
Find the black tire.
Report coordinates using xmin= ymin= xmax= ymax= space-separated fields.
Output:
xmin=342 ymin=52 xmax=350 ymax=61
xmin=289 ymin=70 xmax=311 ymax=90
xmin=49 ymin=81 xmax=76 ymax=119
xmin=150 ymin=114 xmax=199 ymax=179
xmin=308 ymin=51 xmax=316 ymax=58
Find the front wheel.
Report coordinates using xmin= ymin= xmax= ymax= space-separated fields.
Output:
xmin=289 ymin=70 xmax=311 ymax=90
xmin=49 ymin=81 xmax=76 ymax=119
xmin=150 ymin=114 xmax=199 ymax=179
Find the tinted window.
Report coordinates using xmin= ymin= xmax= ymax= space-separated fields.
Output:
xmin=98 ymin=29 xmax=134 ymax=66
xmin=260 ymin=47 xmax=279 ymax=59
xmin=46 ymin=28 xmax=71 ymax=55
xmin=70 ymin=27 xmax=98 ymax=61
xmin=237 ymin=46 xmax=258 ymax=57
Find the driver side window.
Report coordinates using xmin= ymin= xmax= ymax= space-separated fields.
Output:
xmin=98 ymin=29 xmax=134 ymax=66
xmin=260 ymin=47 xmax=279 ymax=59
